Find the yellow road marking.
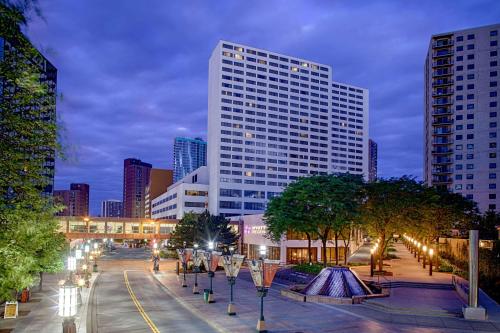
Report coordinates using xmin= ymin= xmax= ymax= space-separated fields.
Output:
xmin=124 ymin=271 xmax=160 ymax=333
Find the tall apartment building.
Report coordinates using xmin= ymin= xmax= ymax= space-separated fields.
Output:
xmin=424 ymin=24 xmax=500 ymax=212
xmin=173 ymin=137 xmax=207 ymax=182
xmin=122 ymin=158 xmax=152 ymax=218
xmin=101 ymin=200 xmax=122 ymax=217
xmin=368 ymin=139 xmax=378 ymax=182
xmin=144 ymin=168 xmax=173 ymax=218
xmin=208 ymin=41 xmax=369 ymax=217
xmin=1 ymin=30 xmax=57 ymax=196
xmin=54 ymin=183 xmax=90 ymax=216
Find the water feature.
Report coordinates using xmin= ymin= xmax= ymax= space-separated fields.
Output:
xmin=300 ymin=267 xmax=369 ymax=297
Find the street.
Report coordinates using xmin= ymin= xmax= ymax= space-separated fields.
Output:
xmin=91 ymin=249 xmax=218 ymax=333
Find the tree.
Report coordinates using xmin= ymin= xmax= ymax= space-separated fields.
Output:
xmin=265 ymin=174 xmax=362 ymax=267
xmin=0 ymin=2 xmax=66 ymax=300
xmin=169 ymin=211 xmax=239 ymax=250
xmin=476 ymin=210 xmax=500 ymax=240
xmin=361 ymin=177 xmax=421 ymax=271
xmin=264 ymin=181 xmax=318 ymax=264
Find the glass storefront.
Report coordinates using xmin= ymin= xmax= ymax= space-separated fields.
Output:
xmin=286 ymin=247 xmax=317 ymax=264
xmin=247 ymin=244 xmax=280 ymax=261
xmin=321 ymin=247 xmax=346 ymax=264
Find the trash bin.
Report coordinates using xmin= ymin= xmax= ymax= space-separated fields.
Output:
xmin=203 ymin=289 xmax=210 ymax=303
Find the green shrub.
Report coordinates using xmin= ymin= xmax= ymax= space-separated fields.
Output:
xmin=292 ymin=263 xmax=324 ymax=275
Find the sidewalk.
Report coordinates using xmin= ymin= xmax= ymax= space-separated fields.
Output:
xmin=0 ymin=272 xmax=97 ymax=332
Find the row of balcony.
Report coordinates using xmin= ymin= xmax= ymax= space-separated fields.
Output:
xmin=432 ymin=107 xmax=453 ymax=116
xmin=432 ymin=99 xmax=453 ymax=106
xmin=433 ymin=128 xmax=452 ymax=135
xmin=432 ymin=59 xmax=454 ymax=68
xmin=432 ymin=147 xmax=453 ymax=154
xmin=432 ymin=176 xmax=453 ymax=184
xmin=432 ymin=88 xmax=454 ymax=97
xmin=432 ymin=79 xmax=454 ymax=87
xmin=432 ymin=138 xmax=453 ymax=145
xmin=432 ymin=167 xmax=453 ymax=174
xmin=432 ymin=157 xmax=453 ymax=164
xmin=432 ymin=118 xmax=453 ymax=126
xmin=432 ymin=69 xmax=454 ymax=78
xmin=432 ymin=39 xmax=454 ymax=48
xmin=432 ymin=49 xmax=454 ymax=58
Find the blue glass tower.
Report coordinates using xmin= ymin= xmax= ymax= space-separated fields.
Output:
xmin=173 ymin=137 xmax=207 ymax=182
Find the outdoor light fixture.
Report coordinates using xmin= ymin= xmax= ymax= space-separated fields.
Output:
xmin=428 ymin=248 xmax=434 ymax=276
xmin=222 ymin=247 xmax=245 ymax=315
xmin=422 ymin=245 xmax=428 ymax=268
xmin=370 ymin=248 xmax=375 ymax=277
xmin=248 ymin=245 xmax=280 ymax=333
xmin=84 ymin=245 xmax=90 ymax=253
xmin=93 ymin=242 xmax=98 ymax=250
xmin=67 ymin=256 xmax=76 ymax=272
xmin=192 ymin=244 xmax=202 ymax=294
xmin=177 ymin=243 xmax=192 ymax=288
xmin=58 ymin=280 xmax=77 ymax=333
xmin=75 ymin=249 xmax=82 ymax=260
xmin=200 ymin=245 xmax=222 ymax=303
xmin=417 ymin=242 xmax=422 ymax=262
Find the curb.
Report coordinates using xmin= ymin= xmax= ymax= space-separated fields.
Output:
xmin=86 ymin=273 xmax=101 ymax=333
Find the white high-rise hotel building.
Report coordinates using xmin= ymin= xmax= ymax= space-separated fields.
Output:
xmin=208 ymin=41 xmax=369 ymax=217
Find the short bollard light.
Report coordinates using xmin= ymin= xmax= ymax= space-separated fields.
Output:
xmin=429 ymin=248 xmax=434 ymax=276
xmin=177 ymin=244 xmax=192 ymax=288
xmin=422 ymin=245 xmax=428 ymax=268
xmin=369 ymin=248 xmax=375 ymax=277
xmin=221 ymin=247 xmax=245 ymax=316
xmin=248 ymin=246 xmax=280 ymax=333
xmin=200 ymin=244 xmax=222 ymax=304
xmin=58 ymin=280 xmax=77 ymax=333
xmin=417 ymin=242 xmax=421 ymax=262
xmin=192 ymin=244 xmax=202 ymax=294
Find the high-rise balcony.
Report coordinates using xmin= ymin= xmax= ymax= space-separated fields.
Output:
xmin=432 ymin=118 xmax=453 ymax=126
xmin=432 ymin=59 xmax=454 ymax=68
xmin=432 ymin=157 xmax=453 ymax=164
xmin=432 ymin=107 xmax=453 ymax=116
xmin=432 ymin=69 xmax=454 ymax=77
xmin=433 ymin=128 xmax=452 ymax=135
xmin=432 ymin=167 xmax=453 ymax=174
xmin=432 ymin=138 xmax=453 ymax=145
xmin=432 ymin=99 xmax=453 ymax=106
xmin=432 ymin=176 xmax=453 ymax=184
xmin=432 ymin=39 xmax=454 ymax=48
xmin=432 ymin=88 xmax=454 ymax=97
xmin=432 ymin=147 xmax=453 ymax=154
xmin=432 ymin=49 xmax=453 ymax=58
xmin=432 ymin=79 xmax=454 ymax=87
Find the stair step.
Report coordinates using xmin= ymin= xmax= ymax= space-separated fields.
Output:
xmin=362 ymin=300 xmax=460 ymax=318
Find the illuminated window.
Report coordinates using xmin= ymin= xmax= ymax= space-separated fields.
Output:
xmin=234 ymin=54 xmax=244 ymax=60
xmin=244 ymin=171 xmax=254 ymax=177
xmin=234 ymin=47 xmax=244 ymax=52
xmin=291 ymin=67 xmax=299 ymax=72
xmin=301 ymin=62 xmax=309 ymax=67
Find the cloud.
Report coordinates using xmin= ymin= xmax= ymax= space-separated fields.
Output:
xmin=25 ymin=0 xmax=500 ymax=214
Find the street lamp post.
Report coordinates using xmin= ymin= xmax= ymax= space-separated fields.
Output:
xmin=59 ymin=279 xmax=77 ymax=333
xmin=417 ymin=242 xmax=421 ymax=262
xmin=428 ymin=248 xmax=434 ymax=276
xmin=370 ymin=248 xmax=375 ymax=277
xmin=92 ymin=243 xmax=99 ymax=272
xmin=192 ymin=244 xmax=202 ymax=294
xmin=84 ymin=244 xmax=90 ymax=287
xmin=152 ymin=242 xmax=160 ymax=273
xmin=222 ymin=246 xmax=245 ymax=316
xmin=248 ymin=245 xmax=280 ymax=333
xmin=422 ymin=245 xmax=427 ymax=269
xmin=200 ymin=242 xmax=222 ymax=303
xmin=176 ymin=242 xmax=192 ymax=287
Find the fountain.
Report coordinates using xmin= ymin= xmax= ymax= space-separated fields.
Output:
xmin=281 ymin=266 xmax=378 ymax=304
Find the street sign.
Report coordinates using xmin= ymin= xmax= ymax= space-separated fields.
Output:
xmin=4 ymin=301 xmax=18 ymax=319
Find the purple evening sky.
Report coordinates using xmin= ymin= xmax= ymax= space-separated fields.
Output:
xmin=25 ymin=0 xmax=500 ymax=215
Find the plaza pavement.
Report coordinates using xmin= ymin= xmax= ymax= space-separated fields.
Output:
xmin=153 ymin=260 xmax=500 ymax=332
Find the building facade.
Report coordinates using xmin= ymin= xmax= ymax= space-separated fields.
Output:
xmin=144 ymin=168 xmax=174 ymax=218
xmin=0 ymin=33 xmax=57 ymax=196
xmin=173 ymin=137 xmax=207 ymax=182
xmin=101 ymin=200 xmax=122 ymax=217
xmin=424 ymin=24 xmax=499 ymax=212
xmin=207 ymin=41 xmax=369 ymax=217
xmin=122 ymin=158 xmax=152 ymax=218
xmin=54 ymin=183 xmax=90 ymax=216
xmin=368 ymin=139 xmax=378 ymax=182
xmin=151 ymin=166 xmax=209 ymax=220
xmin=233 ymin=214 xmax=363 ymax=264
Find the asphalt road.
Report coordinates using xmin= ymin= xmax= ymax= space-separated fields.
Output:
xmin=91 ymin=248 xmax=218 ymax=333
